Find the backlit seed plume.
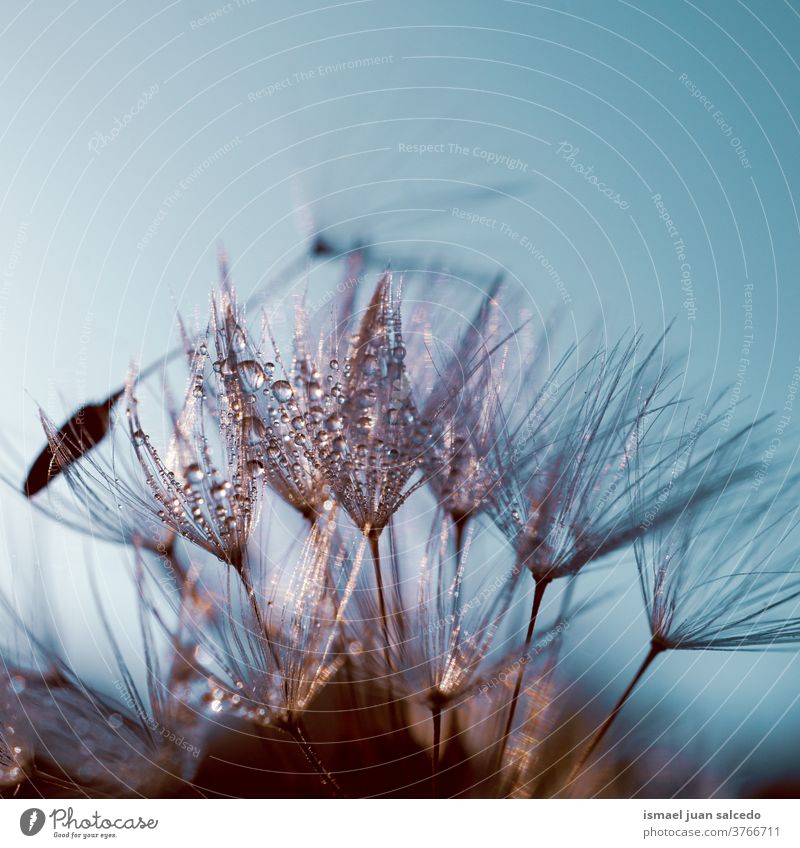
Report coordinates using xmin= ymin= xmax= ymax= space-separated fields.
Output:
xmin=165 ymin=516 xmax=364 ymax=729
xmin=319 ymin=273 xmax=441 ymax=536
xmin=484 ymin=337 xmax=685 ymax=583
xmin=357 ymin=515 xmax=523 ymax=710
xmin=209 ymin=286 xmax=333 ymax=524
xmin=419 ymin=279 xmax=516 ymax=542
xmin=637 ymin=487 xmax=800 ymax=650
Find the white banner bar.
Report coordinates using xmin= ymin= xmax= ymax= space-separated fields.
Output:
xmin=0 ymin=798 xmax=797 ymax=847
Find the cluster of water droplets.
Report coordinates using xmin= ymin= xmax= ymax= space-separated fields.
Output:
xmin=289 ymin=283 xmax=440 ymax=533
xmin=433 ymin=426 xmax=502 ymax=527
xmin=195 ymin=673 xmax=280 ymax=728
xmin=190 ymin=277 xmax=448 ymax=535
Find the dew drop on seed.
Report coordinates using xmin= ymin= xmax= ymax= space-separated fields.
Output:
xmin=236 ymin=360 xmax=266 ymax=392
xmin=232 ymin=327 xmax=247 ymax=351
xmin=247 ymin=459 xmax=265 ymax=478
xmin=184 ymin=463 xmax=205 ymax=484
xmin=272 ymin=380 xmax=293 ymax=403
xmin=243 ymin=416 xmax=266 ymax=446
xmin=325 ymin=413 xmax=344 ymax=432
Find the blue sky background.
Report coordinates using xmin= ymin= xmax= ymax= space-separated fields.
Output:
xmin=2 ymin=0 xmax=800 ymax=794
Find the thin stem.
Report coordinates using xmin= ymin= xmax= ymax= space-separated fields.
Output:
xmin=496 ymin=576 xmax=549 ymax=777
xmin=566 ymin=641 xmax=664 ymax=789
xmin=431 ymin=704 xmax=442 ymax=798
xmin=369 ymin=530 xmax=399 ymax=722
xmin=237 ymin=565 xmax=267 ymax=634
xmin=286 ymin=719 xmax=346 ymax=798
xmin=233 ymin=556 xmax=283 ymax=671
xmin=369 ymin=531 xmax=391 ymax=650
xmin=453 ymin=512 xmax=470 ymax=563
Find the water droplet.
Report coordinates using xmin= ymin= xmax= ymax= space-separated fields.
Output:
xmin=272 ymin=380 xmax=293 ymax=403
xmin=236 ymin=360 xmax=266 ymax=392
xmin=332 ymin=436 xmax=347 ymax=454
xmin=325 ymin=413 xmax=344 ymax=432
xmin=393 ymin=345 xmax=407 ymax=361
xmin=211 ymin=483 xmax=229 ymax=501
xmin=132 ymin=429 xmax=147 ymax=445
xmin=107 ymin=713 xmax=123 ymax=729
xmin=184 ymin=463 xmax=205 ymax=484
xmin=307 ymin=381 xmax=324 ymax=400
xmin=247 ymin=459 xmax=265 ymax=478
xmin=291 ymin=416 xmax=305 ymax=431
xmin=2 ymin=766 xmax=21 ymax=784
xmin=243 ymin=416 xmax=266 ymax=446
xmin=329 ymin=358 xmax=339 ymax=371
xmin=232 ymin=327 xmax=247 ymax=351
